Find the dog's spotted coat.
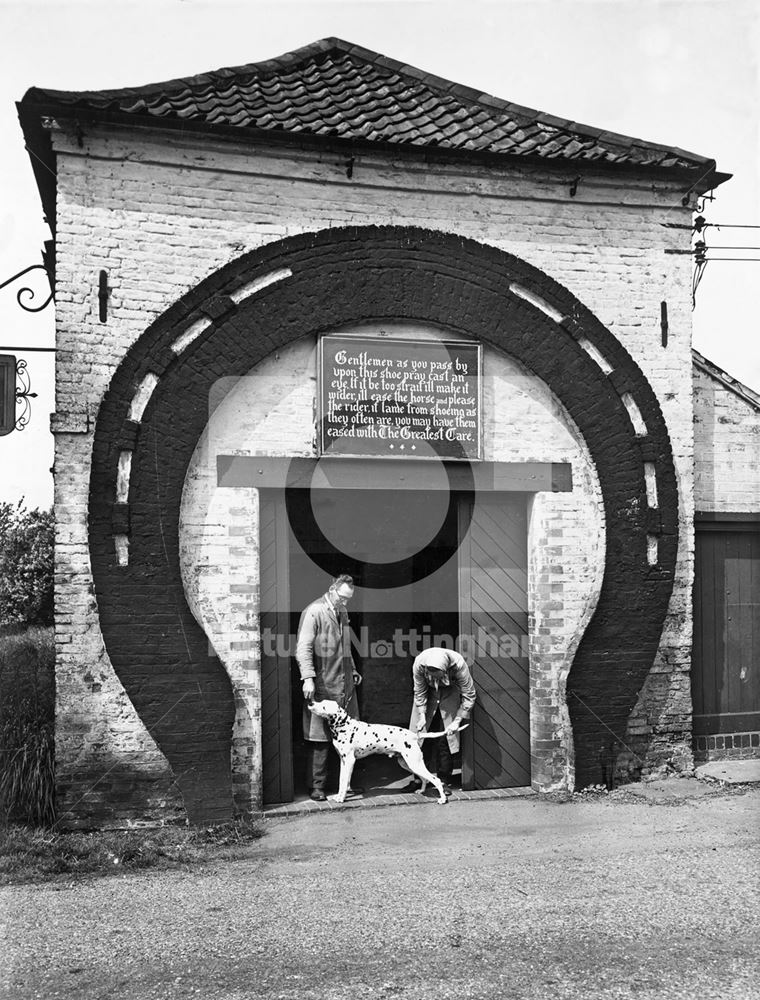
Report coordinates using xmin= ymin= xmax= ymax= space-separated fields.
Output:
xmin=308 ymin=699 xmax=461 ymax=805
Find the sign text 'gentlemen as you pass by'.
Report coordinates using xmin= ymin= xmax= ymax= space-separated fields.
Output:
xmin=319 ymin=334 xmax=482 ymax=460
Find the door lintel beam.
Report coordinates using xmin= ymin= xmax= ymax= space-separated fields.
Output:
xmin=217 ymin=456 xmax=572 ymax=493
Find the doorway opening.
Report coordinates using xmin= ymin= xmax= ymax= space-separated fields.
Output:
xmin=260 ymin=483 xmax=531 ymax=805
xmin=288 ymin=487 xmax=460 ymax=799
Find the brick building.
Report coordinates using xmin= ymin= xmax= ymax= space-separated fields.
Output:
xmin=692 ymin=352 xmax=760 ymax=759
xmin=17 ymin=38 xmax=758 ymax=827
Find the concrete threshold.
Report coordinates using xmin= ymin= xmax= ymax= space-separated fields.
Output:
xmin=695 ymin=759 xmax=760 ymax=784
xmin=264 ymin=785 xmax=535 ymax=818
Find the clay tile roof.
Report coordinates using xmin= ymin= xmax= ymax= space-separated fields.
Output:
xmin=20 ymin=36 xmax=718 ymax=174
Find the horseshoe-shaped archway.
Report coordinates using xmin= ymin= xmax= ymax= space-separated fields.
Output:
xmin=89 ymin=226 xmax=678 ymax=821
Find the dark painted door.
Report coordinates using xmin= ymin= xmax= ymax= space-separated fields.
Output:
xmin=693 ymin=521 xmax=760 ymax=737
xmin=459 ymin=494 xmax=531 ymax=789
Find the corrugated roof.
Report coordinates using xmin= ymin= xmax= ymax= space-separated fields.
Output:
xmin=20 ymin=37 xmax=716 ymax=172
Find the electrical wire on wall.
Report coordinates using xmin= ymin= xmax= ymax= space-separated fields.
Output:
xmin=691 ymin=206 xmax=760 ymax=306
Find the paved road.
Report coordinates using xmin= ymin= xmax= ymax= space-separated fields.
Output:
xmin=2 ymin=781 xmax=758 ymax=1000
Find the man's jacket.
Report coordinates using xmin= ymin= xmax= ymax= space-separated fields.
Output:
xmin=409 ymin=648 xmax=477 ymax=752
xmin=296 ymin=593 xmax=358 ymax=741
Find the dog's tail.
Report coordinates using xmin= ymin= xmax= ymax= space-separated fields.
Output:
xmin=419 ymin=724 xmax=469 ymax=740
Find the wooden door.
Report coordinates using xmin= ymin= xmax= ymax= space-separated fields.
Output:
xmin=693 ymin=521 xmax=760 ymax=737
xmin=259 ymin=492 xmax=294 ymax=804
xmin=459 ymin=494 xmax=530 ymax=789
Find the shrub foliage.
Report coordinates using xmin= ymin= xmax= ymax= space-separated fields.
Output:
xmin=0 ymin=501 xmax=53 ymax=630
xmin=0 ymin=627 xmax=55 ymax=826
xmin=0 ymin=501 xmax=55 ymax=826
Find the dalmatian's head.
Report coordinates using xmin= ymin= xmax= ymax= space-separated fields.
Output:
xmin=307 ymin=699 xmax=342 ymax=719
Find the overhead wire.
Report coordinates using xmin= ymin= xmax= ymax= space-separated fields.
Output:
xmin=689 ymin=210 xmax=760 ymax=305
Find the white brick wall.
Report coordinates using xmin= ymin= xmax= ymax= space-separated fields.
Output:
xmin=693 ymin=361 xmax=760 ymax=513
xmin=51 ymin=121 xmax=697 ymax=812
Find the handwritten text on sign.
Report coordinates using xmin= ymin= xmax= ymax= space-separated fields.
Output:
xmin=319 ymin=336 xmax=481 ymax=459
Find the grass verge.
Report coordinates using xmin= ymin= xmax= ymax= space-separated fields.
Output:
xmin=0 ymin=819 xmax=265 ymax=885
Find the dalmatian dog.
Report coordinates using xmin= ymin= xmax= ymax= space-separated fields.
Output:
xmin=308 ymin=699 xmax=466 ymax=805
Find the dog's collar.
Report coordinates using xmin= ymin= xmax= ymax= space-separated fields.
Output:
xmin=327 ymin=706 xmax=350 ymax=734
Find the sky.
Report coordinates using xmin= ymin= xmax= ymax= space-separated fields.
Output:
xmin=0 ymin=0 xmax=758 ymax=510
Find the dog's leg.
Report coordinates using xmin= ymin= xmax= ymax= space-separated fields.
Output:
xmin=401 ymin=748 xmax=447 ymax=805
xmin=332 ymin=751 xmax=355 ymax=803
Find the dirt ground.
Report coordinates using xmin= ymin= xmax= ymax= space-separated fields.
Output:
xmin=2 ymin=779 xmax=758 ymax=1000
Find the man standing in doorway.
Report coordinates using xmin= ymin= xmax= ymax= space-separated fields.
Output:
xmin=408 ymin=646 xmax=476 ymax=794
xmin=296 ymin=573 xmax=362 ymax=801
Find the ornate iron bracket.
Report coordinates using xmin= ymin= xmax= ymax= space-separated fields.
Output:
xmin=14 ymin=358 xmax=38 ymax=431
xmin=696 ymin=190 xmax=716 ymax=215
xmin=0 ymin=263 xmax=54 ymax=313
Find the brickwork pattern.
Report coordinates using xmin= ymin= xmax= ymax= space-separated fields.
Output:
xmin=693 ymin=364 xmax=760 ymax=514
xmin=52 ymin=130 xmax=696 ymax=823
xmin=179 ymin=344 xmax=317 ymax=813
xmin=694 ymin=732 xmax=760 ymax=761
xmin=83 ymin=225 xmax=680 ymax=820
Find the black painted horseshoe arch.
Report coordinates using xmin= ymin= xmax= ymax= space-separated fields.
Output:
xmin=88 ymin=226 xmax=679 ymax=820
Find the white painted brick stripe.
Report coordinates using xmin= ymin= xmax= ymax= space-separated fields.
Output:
xmin=644 ymin=461 xmax=659 ymax=508
xmin=578 ymin=337 xmax=613 ymax=374
xmin=129 ymin=372 xmax=160 ymax=422
xmin=115 ymin=534 xmax=129 ymax=566
xmin=647 ymin=535 xmax=659 ymax=566
xmin=509 ymin=282 xmax=565 ymax=323
xmin=229 ymin=267 xmax=292 ymax=304
xmin=116 ymin=451 xmax=132 ymax=503
xmin=172 ymin=315 xmax=212 ymax=355
xmin=621 ymin=392 xmax=648 ymax=437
